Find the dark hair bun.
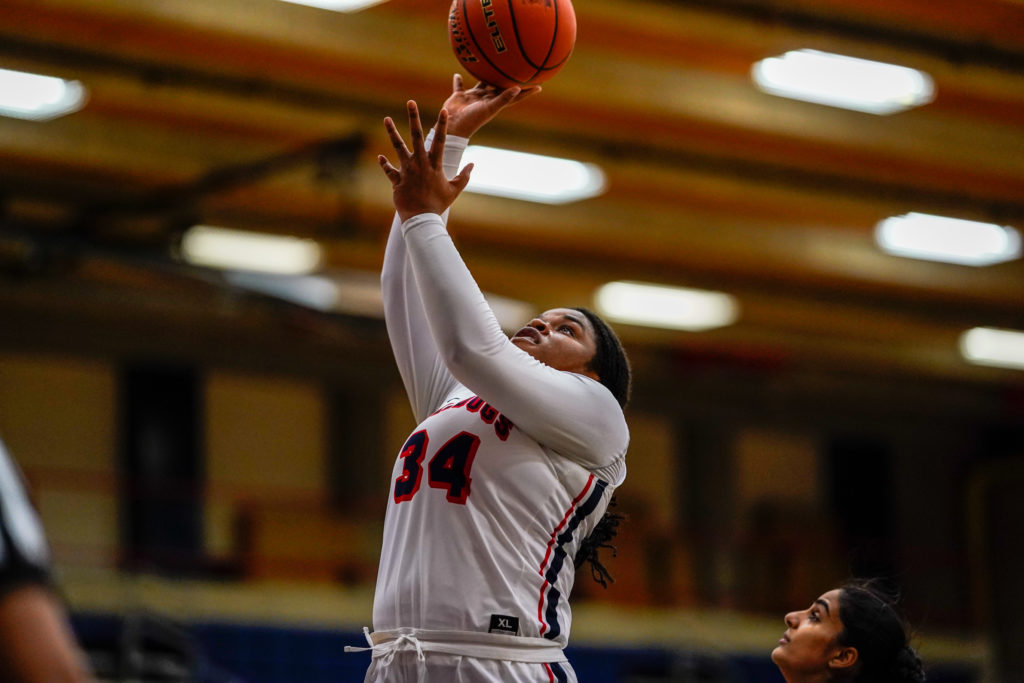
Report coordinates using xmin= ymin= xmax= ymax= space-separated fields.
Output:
xmin=837 ymin=580 xmax=926 ymax=683
xmin=894 ymin=645 xmax=926 ymax=683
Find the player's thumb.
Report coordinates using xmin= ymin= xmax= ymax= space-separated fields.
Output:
xmin=451 ymin=162 xmax=474 ymax=193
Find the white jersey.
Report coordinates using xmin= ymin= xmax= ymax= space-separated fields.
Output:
xmin=370 ymin=133 xmax=629 ymax=671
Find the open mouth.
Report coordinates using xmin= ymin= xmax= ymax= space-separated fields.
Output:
xmin=513 ymin=327 xmax=542 ymax=344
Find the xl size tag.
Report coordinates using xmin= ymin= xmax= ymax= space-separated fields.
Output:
xmin=488 ymin=614 xmax=520 ymax=635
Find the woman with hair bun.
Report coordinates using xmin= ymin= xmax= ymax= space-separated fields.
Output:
xmin=772 ymin=580 xmax=926 ymax=683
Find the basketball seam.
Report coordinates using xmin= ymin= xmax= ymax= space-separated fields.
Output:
xmin=546 ymin=0 xmax=574 ymax=70
xmin=462 ymin=0 xmax=525 ymax=86
xmin=514 ymin=0 xmax=573 ymax=75
xmin=507 ymin=0 xmax=546 ymax=82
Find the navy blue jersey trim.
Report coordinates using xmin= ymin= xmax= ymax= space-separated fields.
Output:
xmin=541 ymin=478 xmax=608 ymax=640
xmin=549 ymin=661 xmax=569 ymax=682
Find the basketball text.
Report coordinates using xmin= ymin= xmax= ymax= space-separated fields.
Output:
xmin=449 ymin=6 xmax=479 ymax=63
xmin=480 ymin=0 xmax=508 ymax=53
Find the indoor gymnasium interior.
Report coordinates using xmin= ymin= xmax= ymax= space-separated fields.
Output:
xmin=0 ymin=0 xmax=1021 ymax=681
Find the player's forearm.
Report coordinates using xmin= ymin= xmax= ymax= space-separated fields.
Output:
xmin=401 ymin=209 xmax=512 ymax=378
xmin=381 ymin=214 xmax=424 ymax=410
xmin=381 ymin=132 xmax=473 ymax=418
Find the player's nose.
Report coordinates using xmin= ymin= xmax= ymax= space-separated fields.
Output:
xmin=529 ymin=318 xmax=550 ymax=335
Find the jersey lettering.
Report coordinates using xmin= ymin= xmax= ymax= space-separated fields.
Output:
xmin=494 ymin=415 xmax=513 ymax=441
xmin=430 ymin=395 xmax=515 ymax=441
xmin=428 ymin=397 xmax=516 ymax=440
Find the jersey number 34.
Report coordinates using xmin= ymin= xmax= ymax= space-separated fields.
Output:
xmin=393 ymin=430 xmax=480 ymax=505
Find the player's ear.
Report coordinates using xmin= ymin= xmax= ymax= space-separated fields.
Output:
xmin=827 ymin=645 xmax=858 ymax=673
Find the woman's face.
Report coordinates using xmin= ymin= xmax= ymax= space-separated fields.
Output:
xmin=510 ymin=308 xmax=599 ymax=379
xmin=771 ymin=589 xmax=856 ymax=681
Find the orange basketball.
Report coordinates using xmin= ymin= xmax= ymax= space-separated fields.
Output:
xmin=448 ymin=0 xmax=577 ymax=88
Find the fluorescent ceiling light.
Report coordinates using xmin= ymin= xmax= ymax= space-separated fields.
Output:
xmin=226 ymin=270 xmax=383 ymax=315
xmin=595 ymin=281 xmax=739 ymax=331
xmin=0 ymin=68 xmax=88 ymax=121
xmin=875 ymin=213 xmax=1021 ymax=266
xmin=226 ymin=268 xmax=532 ymax=327
xmin=225 ymin=272 xmax=341 ymax=312
xmin=181 ymin=225 xmax=322 ymax=275
xmin=960 ymin=327 xmax=1024 ymax=371
xmin=278 ymin=0 xmax=386 ymax=11
xmin=752 ymin=49 xmax=934 ymax=115
xmin=463 ymin=146 xmax=607 ymax=204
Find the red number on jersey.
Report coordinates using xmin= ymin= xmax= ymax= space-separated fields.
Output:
xmin=428 ymin=431 xmax=480 ymax=504
xmin=393 ymin=430 xmax=427 ymax=503
xmin=393 ymin=430 xmax=480 ymax=505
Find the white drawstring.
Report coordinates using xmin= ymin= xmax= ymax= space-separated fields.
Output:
xmin=343 ymin=626 xmax=375 ymax=654
xmin=343 ymin=627 xmax=425 ymax=664
xmin=391 ymin=633 xmax=426 ymax=662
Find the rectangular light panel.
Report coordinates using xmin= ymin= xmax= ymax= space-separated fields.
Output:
xmin=278 ymin=0 xmax=386 ymax=11
xmin=0 ymin=68 xmax=88 ymax=121
xmin=463 ymin=146 xmax=607 ymax=204
xmin=595 ymin=281 xmax=739 ymax=331
xmin=875 ymin=213 xmax=1021 ymax=266
xmin=227 ymin=268 xmax=532 ymax=329
xmin=225 ymin=272 xmax=341 ymax=312
xmin=752 ymin=49 xmax=934 ymax=115
xmin=960 ymin=327 xmax=1024 ymax=371
xmin=181 ymin=225 xmax=323 ymax=275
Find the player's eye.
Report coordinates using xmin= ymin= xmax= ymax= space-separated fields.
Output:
xmin=559 ymin=325 xmax=575 ymax=337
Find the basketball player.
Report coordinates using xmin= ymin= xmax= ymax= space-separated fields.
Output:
xmin=0 ymin=437 xmax=94 ymax=682
xmin=773 ymin=580 xmax=925 ymax=683
xmin=353 ymin=76 xmax=631 ymax=682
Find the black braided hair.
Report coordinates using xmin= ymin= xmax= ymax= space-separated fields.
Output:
xmin=572 ymin=307 xmax=631 ymax=408
xmin=574 ymin=496 xmax=625 ymax=588
xmin=570 ymin=308 xmax=631 ymax=586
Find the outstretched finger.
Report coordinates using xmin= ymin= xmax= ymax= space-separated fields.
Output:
xmin=452 ymin=73 xmax=465 ymax=95
xmin=493 ymin=86 xmax=523 ymax=110
xmin=450 ymin=162 xmax=474 ymax=195
xmin=377 ymin=155 xmax=401 ymax=185
xmin=511 ymin=85 xmax=542 ymax=104
xmin=406 ymin=100 xmax=427 ymax=155
xmin=429 ymin=108 xmax=449 ymax=167
xmin=383 ymin=117 xmax=411 ymax=160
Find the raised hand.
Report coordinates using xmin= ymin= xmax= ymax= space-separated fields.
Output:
xmin=442 ymin=73 xmax=541 ymax=138
xmin=379 ymin=100 xmax=474 ymax=222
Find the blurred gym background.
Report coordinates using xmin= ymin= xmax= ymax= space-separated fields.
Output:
xmin=0 ymin=0 xmax=1021 ymax=681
